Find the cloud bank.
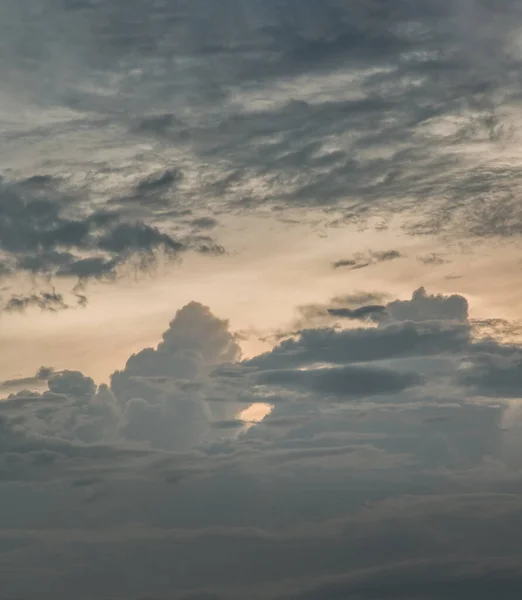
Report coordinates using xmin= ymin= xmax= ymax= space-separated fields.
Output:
xmin=2 ymin=287 xmax=522 ymax=598
xmin=3 ymin=0 xmax=522 ymax=305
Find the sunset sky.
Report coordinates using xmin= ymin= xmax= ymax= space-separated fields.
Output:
xmin=2 ymin=2 xmax=522 ymax=599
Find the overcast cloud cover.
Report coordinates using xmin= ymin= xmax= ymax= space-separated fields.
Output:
xmin=3 ymin=1 xmax=522 ymax=598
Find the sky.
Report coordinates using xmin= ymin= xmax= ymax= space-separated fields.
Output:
xmin=3 ymin=1 xmax=522 ymax=598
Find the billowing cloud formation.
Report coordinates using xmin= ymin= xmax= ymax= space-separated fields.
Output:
xmin=387 ymin=286 xmax=469 ymax=323
xmin=248 ymin=288 xmax=471 ymax=371
xmin=115 ymin=306 xmax=241 ymax=449
xmin=2 ymin=288 xmax=522 ymax=597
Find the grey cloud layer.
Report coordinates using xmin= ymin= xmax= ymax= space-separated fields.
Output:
xmin=3 ymin=0 xmax=522 ymax=296
xmin=0 ymin=176 xmax=188 ymax=283
xmin=2 ymin=287 xmax=522 ymax=597
xmin=2 ymin=0 xmax=522 ymax=308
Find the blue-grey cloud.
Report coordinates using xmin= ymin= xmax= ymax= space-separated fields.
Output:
xmin=1 ymin=289 xmax=522 ymax=598
xmin=327 ymin=305 xmax=386 ymax=321
xmin=257 ymin=364 xmax=421 ymax=399
xmin=3 ymin=0 xmax=522 ymax=259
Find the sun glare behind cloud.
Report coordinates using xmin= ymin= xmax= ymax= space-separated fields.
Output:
xmin=238 ymin=402 xmax=273 ymax=428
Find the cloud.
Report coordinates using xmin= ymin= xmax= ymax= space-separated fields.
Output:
xmin=0 ymin=302 xmax=246 ymax=451
xmin=418 ymin=253 xmax=451 ymax=266
xmin=135 ymin=169 xmax=183 ymax=194
xmin=0 ymin=176 xmax=175 ymax=265
xmin=2 ymin=288 xmax=522 ymax=597
xmin=257 ymin=365 xmax=421 ymax=399
xmin=109 ymin=301 xmax=242 ymax=449
xmin=4 ymin=0 xmax=522 ymax=259
xmin=247 ymin=319 xmax=469 ymax=371
xmin=327 ymin=304 xmax=386 ymax=321
xmin=288 ymin=288 xmax=460 ymax=330
xmin=1 ymin=290 xmax=69 ymax=313
xmin=332 ymin=250 xmax=402 ymax=270
xmin=458 ymin=346 xmax=522 ymax=399
xmin=0 ymin=366 xmax=55 ymax=391
xmin=331 ymin=258 xmax=360 ymax=269
xmin=48 ymin=371 xmax=97 ymax=398
xmin=278 ymin=557 xmax=522 ymax=600
xmin=386 ymin=287 xmax=469 ymax=324
xmin=191 ymin=217 xmax=219 ymax=231
xmin=0 ymin=176 xmax=222 ymax=306
xmin=3 ymin=0 xmax=522 ymax=315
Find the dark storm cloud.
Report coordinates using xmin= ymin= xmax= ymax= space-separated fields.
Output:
xmin=247 ymin=320 xmax=469 ymax=370
xmin=3 ymin=290 xmax=522 ymax=598
xmin=458 ymin=346 xmax=522 ymax=398
xmin=327 ymin=304 xmax=386 ymax=321
xmin=277 ymin=557 xmax=522 ymax=600
xmin=233 ymin=288 xmax=478 ymax=417
xmin=257 ymin=365 xmax=420 ymax=399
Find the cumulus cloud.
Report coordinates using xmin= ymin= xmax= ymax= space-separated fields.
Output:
xmin=248 ymin=288 xmax=471 ymax=372
xmin=386 ymin=287 xmax=469 ymax=324
xmin=108 ymin=302 xmax=242 ymax=450
xmin=1 ymin=288 xmax=522 ymax=597
xmin=292 ymin=287 xmax=467 ymax=330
